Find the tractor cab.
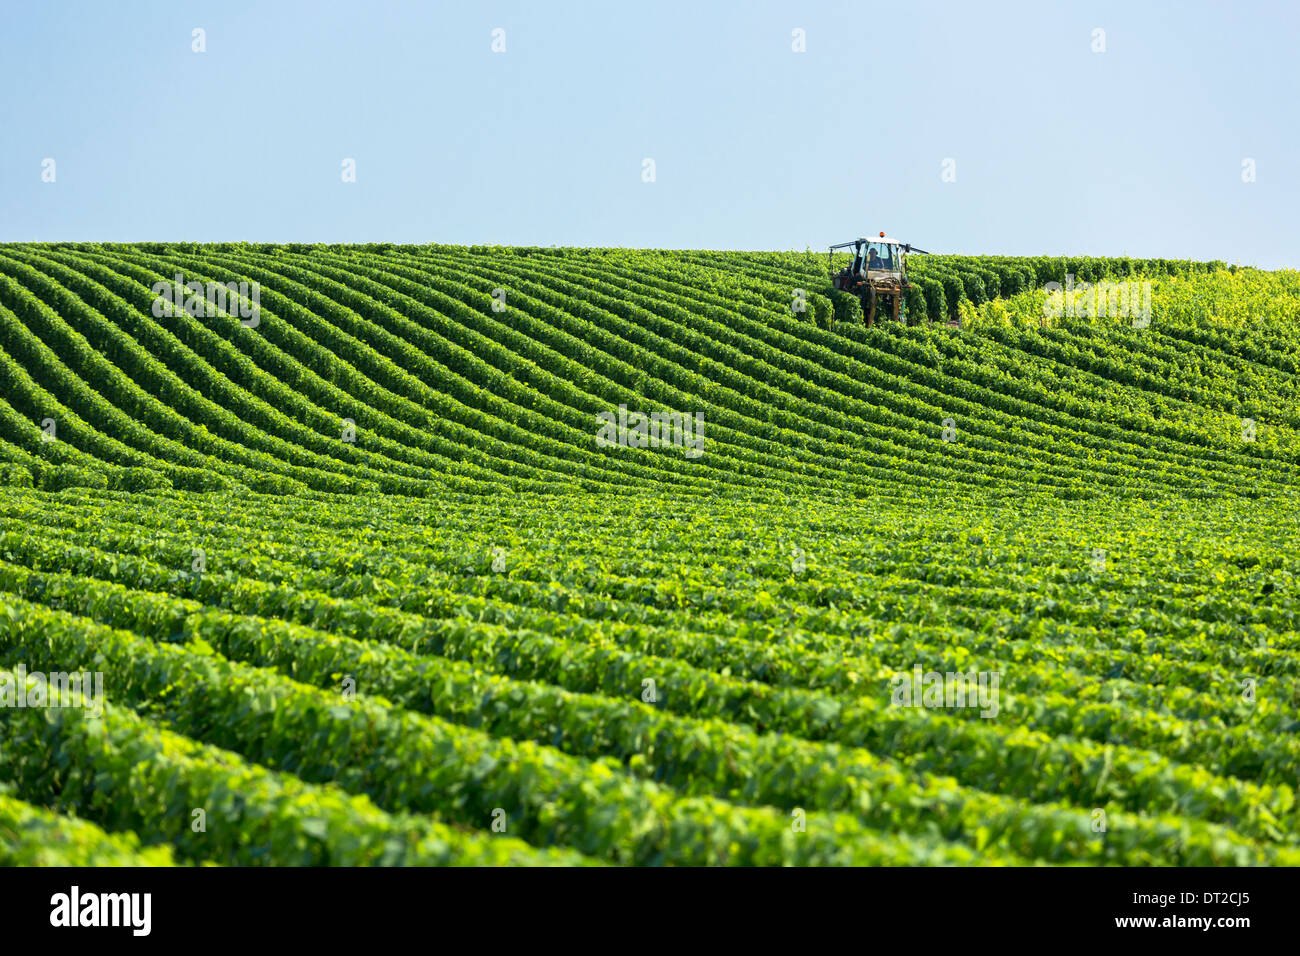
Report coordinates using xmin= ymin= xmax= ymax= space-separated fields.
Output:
xmin=828 ymin=232 xmax=927 ymax=326
xmin=851 ymin=239 xmax=903 ymax=278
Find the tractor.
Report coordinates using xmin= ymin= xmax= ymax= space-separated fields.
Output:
xmin=828 ymin=233 xmax=929 ymax=326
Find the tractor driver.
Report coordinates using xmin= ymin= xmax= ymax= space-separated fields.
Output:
xmin=867 ymin=246 xmax=884 ymax=270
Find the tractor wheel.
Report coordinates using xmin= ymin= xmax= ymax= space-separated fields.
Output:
xmin=861 ymin=286 xmax=877 ymax=326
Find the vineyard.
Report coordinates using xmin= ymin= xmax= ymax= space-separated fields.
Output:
xmin=1 ymin=242 xmax=1298 ymax=866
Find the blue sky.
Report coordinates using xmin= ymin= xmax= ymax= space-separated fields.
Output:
xmin=2 ymin=1 xmax=1297 ymax=266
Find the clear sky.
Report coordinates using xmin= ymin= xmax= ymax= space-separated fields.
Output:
xmin=2 ymin=1 xmax=1297 ymax=266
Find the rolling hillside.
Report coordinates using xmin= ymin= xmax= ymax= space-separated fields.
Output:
xmin=1 ymin=244 xmax=1297 ymax=499
xmin=1 ymin=243 xmax=1298 ymax=866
